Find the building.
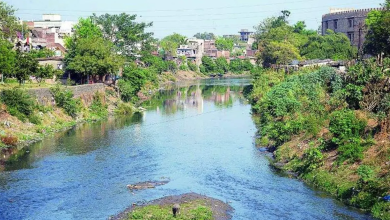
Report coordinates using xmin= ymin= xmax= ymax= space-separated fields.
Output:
xmin=176 ymin=38 xmax=204 ymax=65
xmin=204 ymin=40 xmax=218 ymax=57
xmin=27 ymin=14 xmax=75 ymax=53
xmin=238 ymin=29 xmax=253 ymax=42
xmin=321 ymin=8 xmax=383 ymax=51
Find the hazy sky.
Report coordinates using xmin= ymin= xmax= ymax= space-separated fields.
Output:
xmin=5 ymin=0 xmax=384 ymax=39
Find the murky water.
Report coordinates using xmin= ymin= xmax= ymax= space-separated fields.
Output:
xmin=0 ymin=78 xmax=372 ymax=220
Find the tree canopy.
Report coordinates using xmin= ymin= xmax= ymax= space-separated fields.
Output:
xmin=92 ymin=13 xmax=154 ymax=60
xmin=364 ymin=1 xmax=390 ymax=57
xmin=0 ymin=38 xmax=16 ymax=79
xmin=193 ymin=32 xmax=215 ymax=40
xmin=160 ymin=33 xmax=187 ymax=57
xmin=65 ymin=18 xmax=124 ymax=81
xmin=254 ymin=11 xmax=357 ymax=66
xmin=215 ymin=37 xmax=234 ymax=52
xmin=0 ymin=2 xmax=24 ymax=40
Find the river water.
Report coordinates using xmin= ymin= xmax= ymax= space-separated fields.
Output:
xmin=0 ymin=78 xmax=371 ymax=220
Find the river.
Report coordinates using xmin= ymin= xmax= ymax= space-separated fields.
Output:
xmin=0 ymin=78 xmax=372 ymax=220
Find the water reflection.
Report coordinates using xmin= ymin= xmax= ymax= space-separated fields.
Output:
xmin=3 ymin=113 xmax=144 ymax=171
xmin=144 ymin=83 xmax=247 ymax=115
xmin=0 ymin=77 xmax=372 ymax=220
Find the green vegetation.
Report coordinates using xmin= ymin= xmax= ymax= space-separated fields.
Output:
xmin=127 ymin=201 xmax=213 ymax=220
xmin=0 ymin=1 xmax=26 ymax=40
xmin=193 ymin=32 xmax=215 ymax=40
xmin=50 ymin=86 xmax=81 ymax=118
xmin=364 ymin=1 xmax=390 ymax=58
xmin=248 ymin=57 xmax=390 ymax=219
xmin=160 ymin=33 xmax=187 ymax=57
xmin=0 ymin=89 xmax=35 ymax=122
xmin=253 ymin=11 xmax=357 ymax=67
xmin=29 ymin=48 xmax=55 ymax=58
xmin=215 ymin=37 xmax=234 ymax=52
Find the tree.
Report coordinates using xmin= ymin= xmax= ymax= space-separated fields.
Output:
xmin=92 ymin=13 xmax=153 ymax=60
xmin=230 ymin=59 xmax=243 ymax=73
xmin=260 ymin=41 xmax=301 ymax=66
xmin=215 ymin=37 xmax=234 ymax=52
xmin=301 ymin=30 xmax=357 ymax=60
xmin=0 ymin=38 xmax=16 ymax=82
xmin=0 ymin=2 xmax=24 ymax=40
xmin=29 ymin=48 xmax=55 ymax=58
xmin=36 ymin=64 xmax=54 ymax=85
xmin=364 ymin=2 xmax=390 ymax=58
xmin=215 ymin=57 xmax=229 ymax=74
xmin=141 ymin=54 xmax=167 ymax=74
xmin=65 ymin=18 xmax=123 ymax=82
xmin=193 ymin=32 xmax=215 ymax=40
xmin=66 ymin=36 xmax=123 ymax=82
xmin=201 ymin=56 xmax=216 ymax=73
xmin=118 ymin=65 xmax=157 ymax=101
xmin=293 ymin=21 xmax=307 ymax=34
xmin=242 ymin=59 xmax=254 ymax=71
xmin=14 ymin=52 xmax=38 ymax=84
xmin=160 ymin=33 xmax=187 ymax=56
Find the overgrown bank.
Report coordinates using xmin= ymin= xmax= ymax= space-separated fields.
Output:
xmin=247 ymin=60 xmax=390 ymax=219
xmin=0 ymin=84 xmax=139 ymax=165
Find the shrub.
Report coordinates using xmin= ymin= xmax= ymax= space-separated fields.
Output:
xmin=372 ymin=202 xmax=390 ymax=220
xmin=1 ymin=135 xmax=18 ymax=146
xmin=28 ymin=114 xmax=42 ymax=125
xmin=50 ymin=86 xmax=80 ymax=118
xmin=89 ymin=92 xmax=108 ymax=118
xmin=357 ymin=165 xmax=375 ymax=182
xmin=115 ymin=102 xmax=134 ymax=115
xmin=329 ymin=109 xmax=367 ymax=163
xmin=0 ymin=89 xmax=35 ymax=121
xmin=300 ymin=147 xmax=324 ymax=173
xmin=188 ymin=62 xmax=198 ymax=72
xmin=4 ymin=78 xmax=18 ymax=83
xmin=179 ymin=64 xmax=188 ymax=71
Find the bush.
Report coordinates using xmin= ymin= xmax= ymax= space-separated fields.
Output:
xmin=179 ymin=64 xmax=188 ymax=71
xmin=28 ymin=114 xmax=42 ymax=125
xmin=372 ymin=202 xmax=390 ymax=220
xmin=115 ymin=102 xmax=134 ymax=115
xmin=50 ymin=86 xmax=80 ymax=118
xmin=300 ymin=147 xmax=324 ymax=173
xmin=89 ymin=92 xmax=108 ymax=118
xmin=4 ymin=78 xmax=18 ymax=83
xmin=1 ymin=135 xmax=18 ymax=146
xmin=188 ymin=62 xmax=198 ymax=72
xmin=329 ymin=109 xmax=367 ymax=162
xmin=1 ymin=89 xmax=35 ymax=122
xmin=357 ymin=165 xmax=375 ymax=182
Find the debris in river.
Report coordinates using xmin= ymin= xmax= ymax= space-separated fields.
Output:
xmin=126 ymin=180 xmax=169 ymax=191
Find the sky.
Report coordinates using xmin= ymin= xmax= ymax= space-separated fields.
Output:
xmin=5 ymin=0 xmax=384 ymax=39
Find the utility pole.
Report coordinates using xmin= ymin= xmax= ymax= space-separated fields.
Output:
xmin=357 ymin=22 xmax=365 ymax=60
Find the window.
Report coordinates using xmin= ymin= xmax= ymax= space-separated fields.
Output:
xmin=348 ymin=18 xmax=354 ymax=28
xmin=334 ymin=20 xmax=338 ymax=29
xmin=324 ymin=21 xmax=328 ymax=30
xmin=347 ymin=32 xmax=354 ymax=44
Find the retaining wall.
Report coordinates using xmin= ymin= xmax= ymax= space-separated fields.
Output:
xmin=27 ymin=83 xmax=105 ymax=106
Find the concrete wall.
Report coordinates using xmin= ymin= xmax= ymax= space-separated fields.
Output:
xmin=28 ymin=83 xmax=105 ymax=106
xmin=322 ymin=8 xmax=382 ymax=50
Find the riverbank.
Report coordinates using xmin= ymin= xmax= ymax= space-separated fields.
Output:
xmin=248 ymin=65 xmax=390 ymax=219
xmin=0 ymin=71 xmax=250 ymax=166
xmin=111 ymin=193 xmax=233 ymax=220
xmin=0 ymin=84 xmax=137 ymax=166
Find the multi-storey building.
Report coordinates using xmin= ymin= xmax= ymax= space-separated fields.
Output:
xmin=321 ymin=8 xmax=383 ymax=51
xmin=27 ymin=14 xmax=75 ymax=53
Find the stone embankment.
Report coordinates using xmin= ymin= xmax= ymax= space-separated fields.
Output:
xmin=27 ymin=83 xmax=105 ymax=106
